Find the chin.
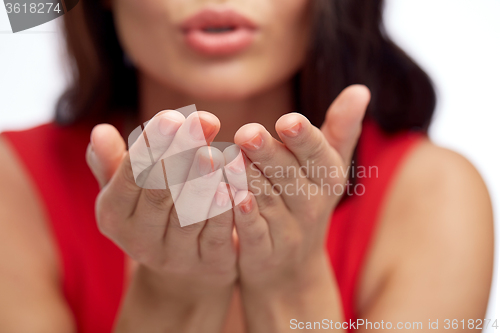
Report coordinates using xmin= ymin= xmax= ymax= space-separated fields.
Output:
xmin=185 ymin=84 xmax=262 ymax=101
xmin=165 ymin=73 xmax=273 ymax=102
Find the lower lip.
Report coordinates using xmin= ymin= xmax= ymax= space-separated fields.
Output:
xmin=184 ymin=28 xmax=255 ymax=56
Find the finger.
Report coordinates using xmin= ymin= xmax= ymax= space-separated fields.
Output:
xmin=276 ymin=113 xmax=340 ymax=185
xmin=95 ymin=151 xmax=144 ymax=238
xmin=233 ymin=123 xmax=310 ymax=211
xmin=237 ymin=151 xmax=285 ymax=220
xmin=320 ymin=84 xmax=371 ymax=163
xmin=236 ymin=153 xmax=297 ymax=250
xmin=117 ymin=166 xmax=176 ymax=264
xmin=207 ymin=182 xmax=236 ymax=220
xmin=163 ymin=146 xmax=225 ymax=260
xmin=112 ymin=185 xmax=174 ymax=264
xmin=87 ymin=124 xmax=127 ymax=188
xmin=199 ymin=183 xmax=236 ymax=265
xmin=233 ymin=191 xmax=272 ymax=258
xmin=142 ymin=111 xmax=220 ymax=193
xmin=223 ymin=145 xmax=248 ymax=192
xmin=90 ymin=125 xmax=148 ymax=238
xmin=172 ymin=146 xmax=225 ymax=227
xmin=143 ymin=111 xmax=185 ymax=161
xmin=128 ymin=110 xmax=184 ymax=187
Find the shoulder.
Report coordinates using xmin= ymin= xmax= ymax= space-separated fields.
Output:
xmin=0 ymin=135 xmax=75 ymax=331
xmin=357 ymin=138 xmax=494 ymax=317
xmin=0 ymin=131 xmax=63 ymax=276
xmin=388 ymin=139 xmax=494 ymax=269
xmin=393 ymin=139 xmax=493 ymax=230
xmin=0 ymin=133 xmax=57 ymax=282
xmin=0 ymin=134 xmax=47 ymax=224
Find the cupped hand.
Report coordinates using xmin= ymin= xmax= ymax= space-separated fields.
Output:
xmin=86 ymin=110 xmax=237 ymax=295
xmin=230 ymin=85 xmax=371 ymax=331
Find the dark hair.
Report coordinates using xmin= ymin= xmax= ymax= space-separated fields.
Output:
xmin=57 ymin=0 xmax=435 ymax=134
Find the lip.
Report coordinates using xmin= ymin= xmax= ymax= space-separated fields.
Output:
xmin=180 ymin=9 xmax=257 ymax=56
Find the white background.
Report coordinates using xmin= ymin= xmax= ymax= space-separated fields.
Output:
xmin=0 ymin=0 xmax=499 ymax=329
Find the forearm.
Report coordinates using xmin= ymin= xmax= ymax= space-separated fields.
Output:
xmin=241 ymin=254 xmax=346 ymax=333
xmin=114 ymin=265 xmax=233 ymax=333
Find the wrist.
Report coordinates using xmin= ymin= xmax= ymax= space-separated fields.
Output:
xmin=240 ymin=253 xmax=344 ymax=333
xmin=114 ymin=264 xmax=234 ymax=333
xmin=138 ymin=263 xmax=234 ymax=300
xmin=243 ymin=249 xmax=331 ymax=292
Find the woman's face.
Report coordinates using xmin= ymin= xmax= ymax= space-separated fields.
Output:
xmin=113 ymin=0 xmax=312 ymax=101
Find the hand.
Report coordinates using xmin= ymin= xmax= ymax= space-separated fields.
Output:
xmin=86 ymin=110 xmax=237 ymax=332
xmin=230 ymin=85 xmax=371 ymax=332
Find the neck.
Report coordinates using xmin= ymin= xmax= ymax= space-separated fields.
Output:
xmin=138 ymin=73 xmax=295 ymax=142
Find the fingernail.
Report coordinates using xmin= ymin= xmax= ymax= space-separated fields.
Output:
xmin=197 ymin=151 xmax=214 ymax=177
xmin=189 ymin=115 xmax=217 ymax=141
xmin=239 ymin=195 xmax=253 ymax=214
xmin=159 ymin=115 xmax=182 ymax=136
xmin=215 ymin=188 xmax=230 ymax=207
xmin=282 ymin=122 xmax=302 ymax=138
xmin=197 ymin=149 xmax=221 ymax=178
xmin=226 ymin=154 xmax=245 ymax=174
xmin=241 ymin=134 xmax=263 ymax=151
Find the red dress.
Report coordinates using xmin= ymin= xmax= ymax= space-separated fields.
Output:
xmin=2 ymin=120 xmax=423 ymax=332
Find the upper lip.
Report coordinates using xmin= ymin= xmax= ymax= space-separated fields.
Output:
xmin=180 ymin=8 xmax=257 ymax=32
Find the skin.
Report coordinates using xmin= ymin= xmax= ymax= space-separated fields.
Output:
xmin=0 ymin=0 xmax=494 ymax=332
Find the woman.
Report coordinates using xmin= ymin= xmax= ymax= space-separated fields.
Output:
xmin=0 ymin=0 xmax=494 ymax=332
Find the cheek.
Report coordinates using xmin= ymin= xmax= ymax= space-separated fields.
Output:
xmin=113 ymin=0 xmax=165 ymax=30
xmin=112 ymin=0 xmax=185 ymax=83
xmin=278 ymin=0 xmax=312 ymax=55
xmin=255 ymin=0 xmax=312 ymax=79
xmin=113 ymin=0 xmax=161 ymax=59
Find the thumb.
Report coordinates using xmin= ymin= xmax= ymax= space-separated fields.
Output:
xmin=320 ymin=84 xmax=371 ymax=164
xmin=86 ymin=124 xmax=126 ymax=188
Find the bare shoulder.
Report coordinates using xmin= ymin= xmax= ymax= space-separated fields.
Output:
xmin=392 ymin=138 xmax=493 ymax=235
xmin=0 ymin=135 xmax=55 ymax=264
xmin=358 ymin=138 xmax=494 ymax=319
xmin=389 ymin=139 xmax=494 ymax=276
xmin=0 ymin=135 xmax=75 ymax=332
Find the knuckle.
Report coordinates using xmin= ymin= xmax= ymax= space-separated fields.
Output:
xmin=208 ymin=210 xmax=233 ymax=228
xmin=143 ymin=188 xmax=171 ymax=209
xmin=204 ymin=234 xmax=229 ymax=250
xmin=254 ymin=190 xmax=278 ymax=212
xmin=238 ymin=214 xmax=259 ymax=230
xmin=179 ymin=222 xmax=203 ymax=234
xmin=246 ymin=228 xmax=268 ymax=247
xmin=236 ymin=215 xmax=268 ymax=246
xmin=168 ymin=211 xmax=203 ymax=235
xmin=203 ymin=221 xmax=233 ymax=250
